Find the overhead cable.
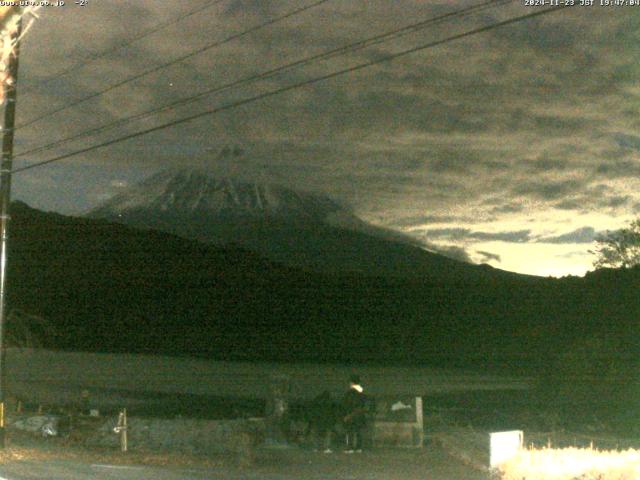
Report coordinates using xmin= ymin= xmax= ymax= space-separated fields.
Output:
xmin=22 ymin=0 xmax=225 ymax=93
xmin=15 ymin=0 xmax=512 ymax=159
xmin=13 ymin=6 xmax=569 ymax=174
xmin=16 ymin=0 xmax=331 ymax=130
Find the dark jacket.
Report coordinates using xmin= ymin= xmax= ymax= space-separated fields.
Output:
xmin=342 ymin=387 xmax=367 ymax=429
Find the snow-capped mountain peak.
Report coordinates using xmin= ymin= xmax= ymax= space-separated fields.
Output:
xmin=89 ymin=167 xmax=348 ymax=225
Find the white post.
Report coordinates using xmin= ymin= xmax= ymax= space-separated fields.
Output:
xmin=415 ymin=397 xmax=423 ymax=447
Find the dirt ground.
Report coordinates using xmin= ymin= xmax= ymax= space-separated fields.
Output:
xmin=247 ymin=445 xmax=488 ymax=480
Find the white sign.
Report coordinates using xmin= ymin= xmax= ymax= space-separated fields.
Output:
xmin=490 ymin=430 xmax=523 ymax=468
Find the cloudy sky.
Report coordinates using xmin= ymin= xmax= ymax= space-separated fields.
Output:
xmin=8 ymin=0 xmax=640 ymax=277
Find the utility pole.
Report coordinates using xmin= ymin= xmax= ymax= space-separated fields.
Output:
xmin=0 ymin=14 xmax=22 ymax=448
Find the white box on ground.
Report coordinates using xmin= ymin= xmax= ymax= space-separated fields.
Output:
xmin=373 ymin=396 xmax=423 ymax=447
xmin=490 ymin=430 xmax=523 ymax=468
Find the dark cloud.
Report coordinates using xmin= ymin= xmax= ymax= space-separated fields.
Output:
xmin=476 ymin=250 xmax=501 ymax=263
xmin=422 ymin=149 xmax=509 ymax=177
xmin=492 ymin=15 xmax=583 ymax=51
xmin=513 ymin=179 xmax=584 ymax=201
xmin=596 ymin=159 xmax=640 ymax=178
xmin=551 ymin=188 xmax=630 ymax=212
xmin=223 ymin=0 xmax=277 ymax=17
xmin=425 ymin=243 xmax=472 ymax=264
xmin=537 ymin=227 xmax=599 ymax=244
xmin=597 ymin=195 xmax=630 ymax=209
xmin=469 ymin=230 xmax=532 ymax=243
xmin=615 ymin=133 xmax=640 ymax=151
xmin=553 ymin=199 xmax=584 ymax=211
xmin=527 ymin=155 xmax=571 ymax=173
xmin=490 ymin=203 xmax=524 ymax=214
xmin=557 ymin=250 xmax=591 ymax=259
xmin=424 ymin=228 xmax=532 ymax=243
xmin=531 ymin=115 xmax=595 ymax=137
xmin=423 ymin=228 xmax=469 ymax=240
xmin=428 ymin=150 xmax=469 ymax=174
xmin=388 ymin=214 xmax=458 ymax=228
xmin=348 ymin=91 xmax=489 ymax=135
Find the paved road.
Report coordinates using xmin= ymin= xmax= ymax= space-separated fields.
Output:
xmin=0 ymin=462 xmax=327 ymax=479
xmin=0 ymin=461 xmax=219 ymax=480
xmin=0 ymin=464 xmax=372 ymax=480
xmin=0 ymin=448 xmax=488 ymax=480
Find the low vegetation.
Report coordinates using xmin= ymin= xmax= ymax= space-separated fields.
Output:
xmin=499 ymin=446 xmax=640 ymax=480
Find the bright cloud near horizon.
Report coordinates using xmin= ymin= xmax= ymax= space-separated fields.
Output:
xmin=9 ymin=0 xmax=640 ymax=277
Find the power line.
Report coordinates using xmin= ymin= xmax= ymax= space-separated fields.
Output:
xmin=15 ymin=0 xmax=511 ymax=160
xmin=13 ymin=6 xmax=569 ymax=175
xmin=16 ymin=0 xmax=331 ymax=130
xmin=22 ymin=0 xmax=225 ymax=94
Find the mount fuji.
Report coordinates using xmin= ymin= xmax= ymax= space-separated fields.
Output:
xmin=88 ymin=167 xmax=508 ymax=280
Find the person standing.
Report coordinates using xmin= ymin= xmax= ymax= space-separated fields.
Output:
xmin=265 ymin=374 xmax=290 ymax=446
xmin=341 ymin=374 xmax=367 ymax=453
xmin=308 ymin=390 xmax=338 ymax=453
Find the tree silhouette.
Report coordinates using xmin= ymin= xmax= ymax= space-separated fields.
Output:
xmin=591 ymin=219 xmax=640 ymax=269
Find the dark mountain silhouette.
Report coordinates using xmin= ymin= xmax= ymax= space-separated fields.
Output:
xmin=6 ymin=201 xmax=639 ymax=379
xmin=87 ymin=168 xmax=524 ymax=281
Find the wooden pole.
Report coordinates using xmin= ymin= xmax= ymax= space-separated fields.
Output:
xmin=0 ymin=16 xmax=22 ymax=449
xmin=122 ymin=408 xmax=127 ymax=452
xmin=114 ymin=408 xmax=128 ymax=452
